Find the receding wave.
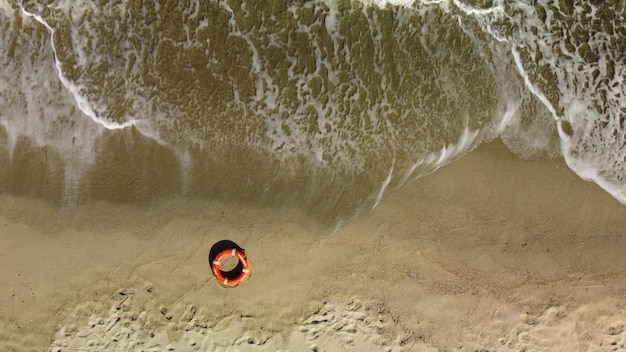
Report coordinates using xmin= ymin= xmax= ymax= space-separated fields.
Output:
xmin=0 ymin=0 xmax=622 ymax=226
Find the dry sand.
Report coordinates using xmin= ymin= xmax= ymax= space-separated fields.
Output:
xmin=1 ymin=140 xmax=626 ymax=351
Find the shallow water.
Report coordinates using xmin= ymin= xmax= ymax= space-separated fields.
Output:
xmin=0 ymin=0 xmax=624 ymax=226
xmin=2 ymin=140 xmax=626 ymax=351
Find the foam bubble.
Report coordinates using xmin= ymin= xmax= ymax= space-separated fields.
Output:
xmin=432 ymin=0 xmax=626 ymax=204
xmin=19 ymin=6 xmax=139 ymax=131
xmin=361 ymin=0 xmax=419 ymax=7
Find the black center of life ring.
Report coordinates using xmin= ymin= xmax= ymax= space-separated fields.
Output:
xmin=208 ymin=240 xmax=250 ymax=287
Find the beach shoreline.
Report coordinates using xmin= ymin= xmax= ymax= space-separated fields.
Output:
xmin=1 ymin=139 xmax=626 ymax=351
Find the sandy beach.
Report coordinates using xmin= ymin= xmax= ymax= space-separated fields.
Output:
xmin=1 ymin=139 xmax=626 ymax=351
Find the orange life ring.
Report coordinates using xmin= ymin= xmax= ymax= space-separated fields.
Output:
xmin=211 ymin=248 xmax=250 ymax=287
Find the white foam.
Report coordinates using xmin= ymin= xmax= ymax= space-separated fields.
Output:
xmin=0 ymin=17 xmax=83 ymax=205
xmin=0 ymin=1 xmax=13 ymax=13
xmin=511 ymin=49 xmax=559 ymax=121
xmin=0 ymin=5 xmax=181 ymax=203
xmin=474 ymin=1 xmax=626 ymax=204
xmin=361 ymin=0 xmax=419 ymax=7
xmin=394 ymin=125 xmax=480 ymax=194
xmin=373 ymin=159 xmax=395 ymax=209
xmin=451 ymin=0 xmax=503 ymax=16
xmin=324 ymin=0 xmax=339 ymax=33
xmin=19 ymin=6 xmax=139 ymax=131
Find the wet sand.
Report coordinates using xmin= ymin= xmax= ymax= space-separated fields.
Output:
xmin=1 ymin=139 xmax=625 ymax=351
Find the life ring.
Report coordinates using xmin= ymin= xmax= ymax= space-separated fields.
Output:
xmin=211 ymin=248 xmax=250 ymax=287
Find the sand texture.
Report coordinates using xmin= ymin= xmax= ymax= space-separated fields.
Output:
xmin=1 ymin=141 xmax=626 ymax=351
